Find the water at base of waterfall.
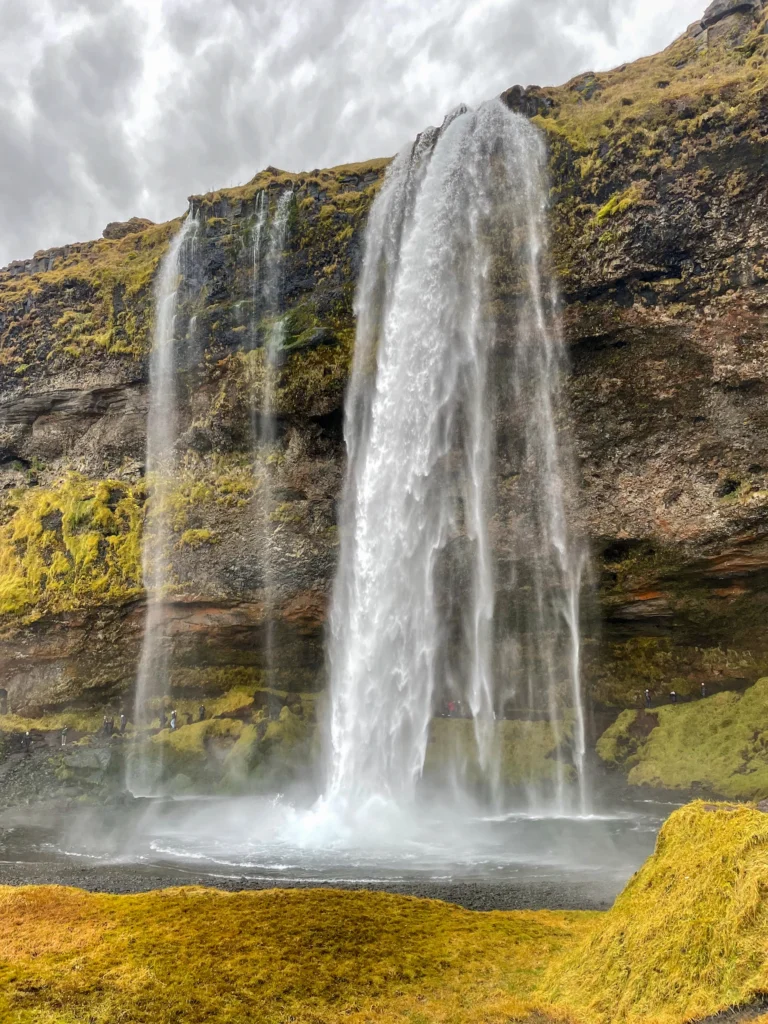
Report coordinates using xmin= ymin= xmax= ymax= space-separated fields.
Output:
xmin=2 ymin=795 xmax=676 ymax=904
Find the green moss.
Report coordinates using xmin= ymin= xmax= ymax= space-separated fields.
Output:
xmin=596 ymin=677 xmax=768 ymax=799
xmin=141 ymin=706 xmax=315 ymax=792
xmin=0 ymin=474 xmax=144 ymax=618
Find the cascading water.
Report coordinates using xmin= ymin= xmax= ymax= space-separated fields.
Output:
xmin=127 ymin=211 xmax=198 ymax=796
xmin=251 ymin=188 xmax=292 ymax=692
xmin=325 ymin=99 xmax=589 ymax=816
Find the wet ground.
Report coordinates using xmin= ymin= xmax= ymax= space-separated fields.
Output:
xmin=0 ymin=793 xmax=680 ymax=910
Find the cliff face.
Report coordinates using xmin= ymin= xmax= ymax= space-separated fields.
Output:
xmin=0 ymin=0 xmax=767 ymax=734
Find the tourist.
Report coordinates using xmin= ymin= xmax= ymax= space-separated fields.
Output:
xmin=102 ymin=715 xmax=109 ymax=736
xmin=22 ymin=731 xmax=31 ymax=755
xmin=644 ymin=689 xmax=652 ymax=708
xmin=170 ymin=710 xmax=178 ymax=732
xmin=120 ymin=713 xmax=127 ymax=733
xmin=61 ymin=726 xmax=67 ymax=747
xmin=198 ymin=704 xmax=206 ymax=722
xmin=701 ymin=682 xmax=707 ymax=699
xmin=670 ymin=690 xmax=677 ymax=704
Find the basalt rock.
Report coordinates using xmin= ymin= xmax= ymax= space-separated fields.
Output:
xmin=103 ymin=217 xmax=155 ymax=240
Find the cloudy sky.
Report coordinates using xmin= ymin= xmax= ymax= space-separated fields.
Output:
xmin=1 ymin=0 xmax=706 ymax=265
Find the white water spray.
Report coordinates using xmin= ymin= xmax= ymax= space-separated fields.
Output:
xmin=128 ymin=212 xmax=197 ymax=795
xmin=326 ymin=100 xmax=589 ymax=816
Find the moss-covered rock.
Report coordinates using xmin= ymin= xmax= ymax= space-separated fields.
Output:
xmin=138 ymin=703 xmax=315 ymax=792
xmin=597 ymin=676 xmax=768 ymax=799
xmin=425 ymin=717 xmax=576 ymax=790
xmin=0 ymin=473 xmax=144 ymax=618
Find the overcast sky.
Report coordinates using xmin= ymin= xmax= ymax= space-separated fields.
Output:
xmin=1 ymin=0 xmax=706 ymax=265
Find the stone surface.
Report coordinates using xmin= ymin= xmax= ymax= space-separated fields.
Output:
xmin=701 ymin=0 xmax=763 ymax=28
xmin=103 ymin=217 xmax=155 ymax=240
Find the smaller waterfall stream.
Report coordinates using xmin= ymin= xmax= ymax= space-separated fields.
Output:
xmin=251 ymin=189 xmax=292 ymax=693
xmin=127 ymin=212 xmax=198 ymax=795
xmin=325 ymin=100 xmax=589 ymax=817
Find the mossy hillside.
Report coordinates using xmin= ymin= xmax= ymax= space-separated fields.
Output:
xmin=529 ymin=11 xmax=768 ymax=296
xmin=138 ymin=704 xmax=316 ymax=792
xmin=597 ymin=676 xmax=768 ymax=799
xmin=0 ymin=220 xmax=176 ymax=377
xmin=0 ymin=473 xmax=144 ymax=619
xmin=0 ymin=886 xmax=587 ymax=1024
xmin=544 ymin=801 xmax=768 ymax=1023
xmin=425 ymin=717 xmax=576 ymax=789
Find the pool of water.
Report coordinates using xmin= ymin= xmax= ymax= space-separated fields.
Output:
xmin=0 ymin=793 xmax=679 ymax=898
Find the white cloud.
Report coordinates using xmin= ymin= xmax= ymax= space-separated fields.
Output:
xmin=0 ymin=0 xmax=708 ymax=264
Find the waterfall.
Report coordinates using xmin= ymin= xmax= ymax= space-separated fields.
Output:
xmin=251 ymin=189 xmax=292 ymax=694
xmin=326 ymin=100 xmax=589 ymax=815
xmin=127 ymin=212 xmax=198 ymax=795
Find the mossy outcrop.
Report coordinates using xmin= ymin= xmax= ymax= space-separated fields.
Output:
xmin=597 ymin=676 xmax=768 ymax=799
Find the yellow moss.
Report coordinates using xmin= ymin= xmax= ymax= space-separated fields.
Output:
xmin=150 ymin=717 xmax=243 ymax=758
xmin=177 ymin=527 xmax=219 ymax=549
xmin=5 ymin=803 xmax=768 ymax=1022
xmin=543 ymin=801 xmax=768 ymax=1022
xmin=0 ymin=885 xmax=585 ymax=1023
xmin=0 ymin=474 xmax=143 ymax=617
xmin=0 ymin=710 xmax=105 ymax=735
xmin=596 ymin=181 xmax=647 ymax=222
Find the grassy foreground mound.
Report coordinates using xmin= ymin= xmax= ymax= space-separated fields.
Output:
xmin=0 ymin=887 xmax=587 ymax=1024
xmin=4 ymin=803 xmax=768 ymax=1023
xmin=597 ymin=677 xmax=768 ymax=800
xmin=543 ymin=801 xmax=768 ymax=1023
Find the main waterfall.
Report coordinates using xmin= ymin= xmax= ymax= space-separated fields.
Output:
xmin=326 ymin=100 xmax=589 ymax=816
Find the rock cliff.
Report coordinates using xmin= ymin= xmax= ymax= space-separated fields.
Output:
xmin=0 ymin=1 xmax=767 ymax=785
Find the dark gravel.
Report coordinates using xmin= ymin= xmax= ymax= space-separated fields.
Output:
xmin=0 ymin=858 xmax=620 ymax=911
